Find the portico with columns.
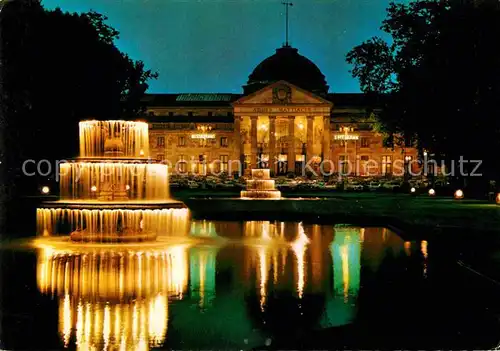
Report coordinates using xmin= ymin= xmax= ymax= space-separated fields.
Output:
xmin=232 ymin=80 xmax=333 ymax=176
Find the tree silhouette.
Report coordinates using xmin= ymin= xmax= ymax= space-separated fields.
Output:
xmin=0 ymin=0 xmax=157 ymax=200
xmin=347 ymin=0 xmax=500 ymax=194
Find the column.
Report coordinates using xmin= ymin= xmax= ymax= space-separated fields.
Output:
xmin=306 ymin=116 xmax=314 ymax=163
xmin=287 ymin=116 xmax=296 ymax=173
xmin=250 ymin=116 xmax=258 ymax=169
xmin=322 ymin=115 xmax=331 ymax=173
xmin=234 ymin=116 xmax=243 ymax=175
xmin=269 ymin=116 xmax=276 ymax=175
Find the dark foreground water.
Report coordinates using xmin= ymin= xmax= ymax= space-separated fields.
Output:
xmin=1 ymin=220 xmax=500 ymax=350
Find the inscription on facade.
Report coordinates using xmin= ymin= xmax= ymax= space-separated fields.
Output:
xmin=252 ymin=107 xmax=314 ymax=114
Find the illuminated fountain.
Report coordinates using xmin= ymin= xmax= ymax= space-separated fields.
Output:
xmin=240 ymin=169 xmax=281 ymax=199
xmin=37 ymin=120 xmax=185 ymax=242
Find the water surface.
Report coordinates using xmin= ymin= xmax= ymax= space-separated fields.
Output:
xmin=1 ymin=220 xmax=499 ymax=350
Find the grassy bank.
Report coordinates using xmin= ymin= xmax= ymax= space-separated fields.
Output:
xmin=174 ymin=189 xmax=499 ymax=232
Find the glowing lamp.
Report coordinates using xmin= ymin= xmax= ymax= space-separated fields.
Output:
xmin=41 ymin=186 xmax=50 ymax=194
xmin=139 ymin=149 xmax=145 ymax=157
xmin=410 ymin=187 xmax=416 ymax=193
xmin=496 ymin=193 xmax=500 ymax=204
xmin=91 ymin=185 xmax=97 ymax=192
xmin=454 ymin=189 xmax=464 ymax=199
xmin=428 ymin=188 xmax=435 ymax=196
xmin=125 ymin=185 xmax=131 ymax=191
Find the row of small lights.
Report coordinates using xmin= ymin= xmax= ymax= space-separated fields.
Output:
xmin=40 ymin=184 xmax=132 ymax=194
xmin=410 ymin=186 xmax=464 ymax=199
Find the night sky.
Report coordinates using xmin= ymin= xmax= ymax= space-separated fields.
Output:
xmin=42 ymin=0 xmax=406 ymax=94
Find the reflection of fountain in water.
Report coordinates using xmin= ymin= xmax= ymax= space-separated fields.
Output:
xmin=36 ymin=244 xmax=190 ymax=350
xmin=37 ymin=120 xmax=183 ymax=243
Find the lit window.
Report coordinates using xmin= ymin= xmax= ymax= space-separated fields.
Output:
xmin=382 ymin=156 xmax=392 ymax=175
xmin=244 ymin=155 xmax=250 ymax=170
xmin=221 ymin=155 xmax=229 ymax=172
xmin=220 ymin=137 xmax=228 ymax=147
xmin=157 ymin=136 xmax=165 ymax=147
xmin=157 ymin=154 xmax=165 ymax=161
xmin=178 ymin=155 xmax=187 ymax=173
xmin=340 ymin=155 xmax=349 ymax=174
xmin=360 ymin=137 xmax=369 ymax=148
xmin=178 ymin=136 xmax=186 ymax=147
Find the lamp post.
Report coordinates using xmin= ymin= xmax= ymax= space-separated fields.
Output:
xmin=340 ymin=126 xmax=354 ymax=181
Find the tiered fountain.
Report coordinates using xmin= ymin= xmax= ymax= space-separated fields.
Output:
xmin=37 ymin=120 xmax=186 ymax=242
xmin=240 ymin=169 xmax=281 ymax=199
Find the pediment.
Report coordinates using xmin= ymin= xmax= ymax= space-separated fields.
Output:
xmin=233 ymin=80 xmax=332 ymax=106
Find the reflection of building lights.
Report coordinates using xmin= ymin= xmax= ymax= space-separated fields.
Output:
xmin=91 ymin=185 xmax=97 ymax=192
xmin=428 ymin=188 xmax=435 ymax=196
xmin=454 ymin=189 xmax=464 ymax=199
xmin=189 ymin=247 xmax=217 ymax=308
xmin=258 ymin=248 xmax=268 ymax=311
xmin=421 ymin=240 xmax=428 ymax=278
xmin=404 ymin=241 xmax=411 ymax=256
xmin=331 ymin=227 xmax=361 ymax=302
xmin=41 ymin=186 xmax=50 ymax=194
xmin=291 ymin=223 xmax=309 ymax=299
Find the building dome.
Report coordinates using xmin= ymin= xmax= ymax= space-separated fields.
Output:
xmin=243 ymin=46 xmax=329 ymax=96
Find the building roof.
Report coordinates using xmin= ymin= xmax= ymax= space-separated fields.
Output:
xmin=243 ymin=46 xmax=329 ymax=96
xmin=143 ymin=92 xmax=380 ymax=109
xmin=148 ymin=115 xmax=234 ymax=123
xmin=142 ymin=93 xmax=242 ymax=107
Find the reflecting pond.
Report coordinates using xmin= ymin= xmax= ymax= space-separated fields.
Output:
xmin=1 ymin=219 xmax=499 ymax=350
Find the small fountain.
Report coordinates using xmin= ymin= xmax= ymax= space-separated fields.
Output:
xmin=240 ymin=169 xmax=281 ymax=199
xmin=37 ymin=120 xmax=186 ymax=243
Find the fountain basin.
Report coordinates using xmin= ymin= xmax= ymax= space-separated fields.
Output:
xmin=40 ymin=199 xmax=185 ymax=210
xmin=240 ymin=190 xmax=281 ymax=199
xmin=70 ymin=230 xmax=157 ymax=242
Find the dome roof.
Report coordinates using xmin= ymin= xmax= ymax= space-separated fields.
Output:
xmin=243 ymin=46 xmax=329 ymax=96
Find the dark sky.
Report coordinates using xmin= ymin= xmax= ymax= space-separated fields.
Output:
xmin=42 ymin=0 xmax=405 ymax=94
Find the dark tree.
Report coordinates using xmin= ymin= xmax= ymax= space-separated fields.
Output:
xmin=0 ymin=0 xmax=157 ymax=199
xmin=346 ymin=0 xmax=500 ymax=194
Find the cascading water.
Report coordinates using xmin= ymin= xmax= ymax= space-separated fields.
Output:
xmin=37 ymin=120 xmax=186 ymax=242
xmin=241 ymin=169 xmax=281 ymax=199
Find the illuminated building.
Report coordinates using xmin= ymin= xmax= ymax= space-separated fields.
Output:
xmin=145 ymin=45 xmax=418 ymax=176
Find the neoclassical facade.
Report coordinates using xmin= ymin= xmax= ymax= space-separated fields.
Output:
xmin=145 ymin=45 xmax=417 ymax=176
